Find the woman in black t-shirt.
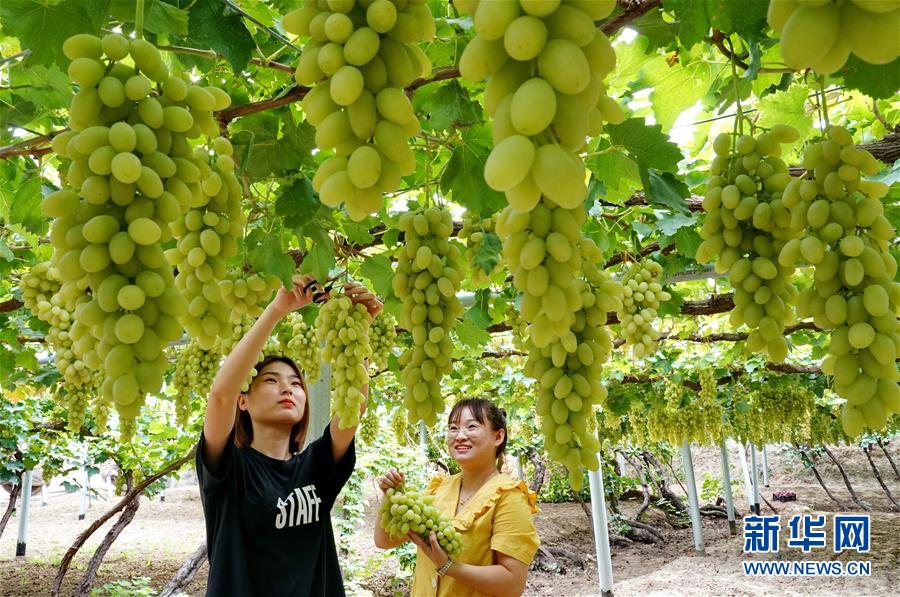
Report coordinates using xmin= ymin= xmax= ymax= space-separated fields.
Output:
xmin=197 ymin=275 xmax=382 ymax=596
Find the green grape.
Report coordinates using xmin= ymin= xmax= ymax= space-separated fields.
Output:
xmin=287 ymin=0 xmax=435 ymax=220
xmin=391 ymin=407 xmax=410 ymax=446
xmin=730 ymin=379 xmax=816 ymax=446
xmin=369 ymin=310 xmax=398 ymax=371
xmin=393 ymin=206 xmax=464 ymax=426
xmin=507 ymin=308 xmax=529 ymax=352
xmin=696 ymin=128 xmax=802 ymax=362
xmin=647 ymin=374 xmax=725 ymax=447
xmin=779 ymin=125 xmax=899 ymax=437
xmin=379 ymin=485 xmax=463 ymax=557
xmin=616 ymin=260 xmax=671 ymax=358
xmin=316 ymin=294 xmax=372 ymax=429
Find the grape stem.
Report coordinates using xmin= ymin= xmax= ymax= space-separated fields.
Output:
xmin=135 ymin=0 xmax=145 ymax=41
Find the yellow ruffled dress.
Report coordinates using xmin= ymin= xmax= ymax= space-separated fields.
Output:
xmin=409 ymin=473 xmax=541 ymax=597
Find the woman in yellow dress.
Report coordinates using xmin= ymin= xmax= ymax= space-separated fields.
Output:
xmin=374 ymin=398 xmax=540 ymax=596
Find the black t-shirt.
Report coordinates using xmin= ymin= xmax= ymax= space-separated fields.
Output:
xmin=196 ymin=425 xmax=355 ymax=596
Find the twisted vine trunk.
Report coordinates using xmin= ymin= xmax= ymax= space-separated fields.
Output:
xmin=822 ymin=445 xmax=871 ymax=512
xmin=796 ymin=445 xmax=848 ymax=510
xmin=51 ymin=449 xmax=194 ymax=596
xmin=160 ymin=541 xmax=208 ymax=597
xmin=0 ymin=470 xmax=23 ymax=541
xmin=75 ymin=472 xmax=138 ymax=596
xmin=863 ymin=446 xmax=900 ymax=511
xmin=877 ymin=439 xmax=900 ymax=482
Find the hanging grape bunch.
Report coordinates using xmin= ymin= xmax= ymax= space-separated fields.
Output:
xmin=220 ymin=271 xmax=282 ymax=319
xmin=358 ymin=405 xmax=379 ymax=444
xmin=617 ymin=260 xmax=671 ymax=358
xmin=507 ymin=308 xmax=529 ymax=352
xmin=391 ymin=407 xmax=410 ymax=446
xmin=165 ymin=134 xmax=245 ymax=351
xmin=172 ymin=340 xmax=221 ymax=425
xmin=779 ymin=125 xmax=899 ymax=436
xmin=696 ymin=126 xmax=802 ymax=362
xmin=216 ymin=315 xmax=262 ymax=392
xmin=316 ymin=294 xmax=373 ymax=428
xmin=282 ymin=313 xmax=323 ymax=383
xmin=42 ymin=33 xmax=232 ymax=436
xmin=393 ymin=206 xmax=464 ymax=425
xmin=379 ymin=486 xmax=463 ymax=556
xmin=768 ymin=0 xmax=900 ymax=74
xmin=283 ymin=0 xmax=435 ymax=220
xmin=459 ymin=212 xmax=503 ymax=287
xmin=647 ymin=374 xmax=725 ymax=446
xmin=523 ymin=238 xmax=623 ymax=490
xmin=369 ymin=310 xmax=398 ymax=370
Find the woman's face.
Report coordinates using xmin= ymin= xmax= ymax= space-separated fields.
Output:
xmin=447 ymin=407 xmax=504 ymax=468
xmin=238 ymin=361 xmax=306 ymax=427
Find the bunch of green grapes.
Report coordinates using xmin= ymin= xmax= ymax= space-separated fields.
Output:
xmin=768 ymin=0 xmax=900 ymax=74
xmin=507 ymin=307 xmax=528 ymax=352
xmin=779 ymin=125 xmax=899 ymax=436
xmin=369 ymin=310 xmax=398 ymax=370
xmin=165 ymin=135 xmax=244 ymax=350
xmin=523 ymin=239 xmax=623 ymax=490
xmin=696 ymin=126 xmax=803 ymax=362
xmin=358 ymin=405 xmax=379 ymax=444
xmin=45 ymin=33 xmax=231 ymax=431
xmin=393 ymin=206 xmax=464 ymax=425
xmin=172 ymin=340 xmax=221 ymax=425
xmin=379 ymin=485 xmax=463 ymax=556
xmin=457 ymin=0 xmax=622 ymax=210
xmin=617 ymin=260 xmax=671 ymax=358
xmin=284 ymin=0 xmax=435 ymax=220
xmin=804 ymin=402 xmax=847 ymax=446
xmin=282 ymin=313 xmax=323 ymax=383
xmin=391 ymin=407 xmax=410 ymax=445
xmin=219 ymin=271 xmax=282 ymax=319
xmin=20 ymin=261 xmax=61 ymax=317
xmin=316 ymin=294 xmax=372 ymax=428
xmin=496 ymin=199 xmax=591 ymax=348
xmin=648 ymin=376 xmax=725 ymax=446
xmin=215 ymin=315 xmax=260 ymax=392
xmin=92 ymin=391 xmax=111 ymax=432
xmin=459 ymin=212 xmax=503 ymax=287
xmin=56 ymin=375 xmax=98 ymax=432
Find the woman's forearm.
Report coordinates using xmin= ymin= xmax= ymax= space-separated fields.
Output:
xmin=208 ymin=304 xmax=284 ymax=399
xmin=444 ymin=562 xmax=522 ymax=597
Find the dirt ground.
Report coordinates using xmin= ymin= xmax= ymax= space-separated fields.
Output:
xmin=0 ymin=443 xmax=898 ymax=596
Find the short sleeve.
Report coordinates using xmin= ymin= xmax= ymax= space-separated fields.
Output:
xmin=425 ymin=475 xmax=444 ymax=496
xmin=304 ymin=424 xmax=356 ymax=503
xmin=489 ymin=487 xmax=540 ymax=565
xmin=196 ymin=429 xmax=235 ymax=501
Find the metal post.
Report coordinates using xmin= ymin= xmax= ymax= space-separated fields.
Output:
xmin=762 ymin=445 xmax=770 ymax=487
xmin=78 ymin=465 xmax=89 ymax=521
xmin=305 ymin=362 xmax=332 ymax=448
xmin=587 ymin=463 xmax=614 ymax=597
xmin=719 ymin=441 xmax=737 ymax=535
xmin=680 ymin=441 xmax=705 ymax=554
xmin=750 ymin=443 xmax=761 ymax=514
xmin=16 ymin=470 xmax=33 ymax=556
xmin=735 ymin=440 xmax=757 ymax=513
xmin=418 ymin=420 xmax=428 ymax=455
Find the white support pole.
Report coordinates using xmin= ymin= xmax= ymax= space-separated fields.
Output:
xmin=680 ymin=441 xmax=705 ymax=554
xmin=762 ymin=445 xmax=770 ymax=487
xmin=616 ymin=452 xmax=627 ymax=477
xmin=750 ymin=443 xmax=761 ymax=514
xmin=734 ymin=440 xmax=757 ymax=512
xmin=39 ymin=485 xmax=46 ymax=507
xmin=587 ymin=463 xmax=614 ymax=597
xmin=719 ymin=441 xmax=737 ymax=535
xmin=418 ymin=420 xmax=428 ymax=455
xmin=78 ymin=465 xmax=89 ymax=521
xmin=15 ymin=470 xmax=33 ymax=557
xmin=305 ymin=362 xmax=332 ymax=448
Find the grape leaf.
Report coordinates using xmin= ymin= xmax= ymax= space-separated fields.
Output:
xmin=299 ymin=225 xmax=335 ymax=283
xmin=8 ymin=65 xmax=70 ymax=111
xmin=472 ymin=232 xmax=501 ymax=275
xmin=663 ymin=0 xmax=769 ymax=48
xmin=839 ymin=56 xmax=900 ymax=100
xmin=359 ymin=254 xmax=395 ymax=300
xmin=656 ymin=211 xmax=697 ymax=237
xmin=422 ymin=80 xmax=483 ymax=132
xmin=9 ymin=177 xmax=45 ymax=235
xmin=250 ymin=234 xmax=295 ymax=287
xmin=440 ymin=126 xmax=506 ymax=217
xmin=755 ymin=84 xmax=813 ymax=142
xmin=231 ymin=112 xmax=315 ymax=177
xmin=586 ymin=144 xmax=641 ymax=193
xmin=275 ymin=177 xmax=319 ymax=229
xmin=109 ymin=0 xmax=189 ymax=36
xmin=454 ymin=318 xmax=489 ymax=350
xmin=465 ymin=289 xmax=492 ymax=329
xmin=183 ymin=0 xmax=255 ymax=73
xmin=0 ymin=0 xmax=108 ymax=67
xmin=607 ymin=118 xmax=683 ymax=174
